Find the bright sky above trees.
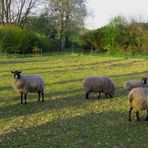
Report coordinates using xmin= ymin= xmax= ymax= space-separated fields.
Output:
xmin=85 ymin=0 xmax=148 ymax=29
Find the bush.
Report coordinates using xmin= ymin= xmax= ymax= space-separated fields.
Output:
xmin=47 ymin=39 xmax=61 ymax=52
xmin=78 ymin=16 xmax=145 ymax=54
xmin=36 ymin=34 xmax=61 ymax=52
xmin=78 ymin=30 xmax=102 ymax=52
xmin=117 ymin=23 xmax=144 ymax=54
xmin=0 ymin=24 xmax=52 ymax=54
xmin=0 ymin=25 xmax=39 ymax=53
xmin=37 ymin=34 xmax=50 ymax=52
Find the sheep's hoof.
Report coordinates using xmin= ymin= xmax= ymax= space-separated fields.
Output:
xmin=145 ymin=117 xmax=148 ymax=121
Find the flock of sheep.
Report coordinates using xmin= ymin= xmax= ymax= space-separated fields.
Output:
xmin=11 ymin=70 xmax=148 ymax=122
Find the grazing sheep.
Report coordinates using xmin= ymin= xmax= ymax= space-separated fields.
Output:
xmin=128 ymin=87 xmax=148 ymax=121
xmin=11 ymin=70 xmax=44 ymax=104
xmin=83 ymin=76 xmax=115 ymax=99
xmin=124 ymin=80 xmax=148 ymax=91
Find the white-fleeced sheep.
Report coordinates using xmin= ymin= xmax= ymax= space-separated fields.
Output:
xmin=83 ymin=76 xmax=115 ymax=99
xmin=124 ymin=79 xmax=148 ymax=91
xmin=11 ymin=70 xmax=44 ymax=104
xmin=128 ymin=87 xmax=148 ymax=121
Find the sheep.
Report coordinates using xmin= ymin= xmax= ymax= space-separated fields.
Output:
xmin=128 ymin=87 xmax=148 ymax=121
xmin=124 ymin=79 xmax=148 ymax=91
xmin=83 ymin=76 xmax=115 ymax=99
xmin=11 ymin=70 xmax=44 ymax=104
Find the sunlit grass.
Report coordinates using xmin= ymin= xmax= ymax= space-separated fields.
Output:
xmin=0 ymin=52 xmax=148 ymax=147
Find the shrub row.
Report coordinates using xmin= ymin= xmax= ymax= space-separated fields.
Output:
xmin=0 ymin=25 xmax=60 ymax=54
xmin=78 ymin=17 xmax=146 ymax=54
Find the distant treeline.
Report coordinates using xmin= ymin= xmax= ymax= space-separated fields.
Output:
xmin=0 ymin=24 xmax=61 ymax=54
xmin=0 ymin=1 xmax=148 ymax=54
xmin=0 ymin=16 xmax=148 ymax=54
xmin=78 ymin=16 xmax=148 ymax=54
xmin=0 ymin=0 xmax=87 ymax=54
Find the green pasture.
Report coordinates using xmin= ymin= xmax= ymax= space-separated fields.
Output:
xmin=0 ymin=52 xmax=148 ymax=148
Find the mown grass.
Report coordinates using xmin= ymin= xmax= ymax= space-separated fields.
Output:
xmin=0 ymin=52 xmax=148 ymax=148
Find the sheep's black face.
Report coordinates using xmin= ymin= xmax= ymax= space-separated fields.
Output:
xmin=142 ymin=77 xmax=147 ymax=84
xmin=11 ymin=70 xmax=22 ymax=79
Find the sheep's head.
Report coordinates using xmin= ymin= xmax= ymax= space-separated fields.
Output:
xmin=142 ymin=77 xmax=147 ymax=84
xmin=109 ymin=90 xmax=115 ymax=98
xmin=108 ymin=83 xmax=116 ymax=98
xmin=11 ymin=70 xmax=22 ymax=79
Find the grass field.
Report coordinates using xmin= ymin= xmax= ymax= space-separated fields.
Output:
xmin=0 ymin=52 xmax=148 ymax=148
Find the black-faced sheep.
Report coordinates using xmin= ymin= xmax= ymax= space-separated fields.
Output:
xmin=83 ymin=76 xmax=115 ymax=99
xmin=128 ymin=87 xmax=148 ymax=121
xmin=11 ymin=70 xmax=44 ymax=104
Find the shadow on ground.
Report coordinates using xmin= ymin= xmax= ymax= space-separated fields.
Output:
xmin=0 ymin=111 xmax=148 ymax=147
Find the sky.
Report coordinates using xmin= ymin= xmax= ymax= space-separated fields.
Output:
xmin=85 ymin=0 xmax=148 ymax=29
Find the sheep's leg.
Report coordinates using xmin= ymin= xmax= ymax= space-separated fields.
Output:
xmin=38 ymin=91 xmax=40 ymax=101
xmin=41 ymin=92 xmax=44 ymax=102
xmin=86 ymin=93 xmax=89 ymax=99
xmin=24 ymin=94 xmax=27 ymax=104
xmin=146 ymin=110 xmax=148 ymax=121
xmin=21 ymin=92 xmax=23 ymax=104
xmin=98 ymin=92 xmax=101 ymax=99
xmin=136 ymin=111 xmax=140 ymax=121
xmin=105 ymin=93 xmax=108 ymax=98
xmin=128 ymin=108 xmax=133 ymax=121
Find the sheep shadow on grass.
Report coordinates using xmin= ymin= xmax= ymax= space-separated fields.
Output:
xmin=0 ymin=59 xmax=47 ymax=65
xmin=0 ymin=88 xmax=84 ymax=119
xmin=0 ymin=86 xmax=12 ymax=91
xmin=0 ymin=111 xmax=148 ymax=147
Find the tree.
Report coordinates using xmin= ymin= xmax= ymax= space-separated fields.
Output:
xmin=0 ymin=0 xmax=44 ymax=27
xmin=47 ymin=0 xmax=87 ymax=48
xmin=109 ymin=16 xmax=127 ymax=27
xmin=25 ymin=12 xmax=52 ymax=36
xmin=117 ymin=22 xmax=144 ymax=53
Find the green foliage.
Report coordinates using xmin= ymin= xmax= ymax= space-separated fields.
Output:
xmin=47 ymin=39 xmax=61 ymax=52
xmin=117 ymin=22 xmax=144 ymax=54
xmin=48 ymin=0 xmax=87 ymax=49
xmin=78 ymin=30 xmax=101 ymax=52
xmin=0 ymin=25 xmax=52 ymax=54
xmin=37 ymin=34 xmax=50 ymax=52
xmin=109 ymin=16 xmax=127 ymax=27
xmin=0 ymin=52 xmax=148 ymax=147
xmin=99 ymin=25 xmax=119 ymax=53
xmin=0 ymin=25 xmax=38 ymax=54
xmin=78 ymin=24 xmax=120 ymax=53
xmin=25 ymin=12 xmax=52 ymax=36
xmin=141 ymin=29 xmax=148 ymax=54
xmin=78 ymin=16 xmax=145 ymax=54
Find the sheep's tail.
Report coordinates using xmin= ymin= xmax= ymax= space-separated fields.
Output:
xmin=128 ymin=92 xmax=133 ymax=109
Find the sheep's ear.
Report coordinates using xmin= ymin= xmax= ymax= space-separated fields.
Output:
xmin=19 ymin=71 xmax=22 ymax=73
xmin=11 ymin=71 xmax=14 ymax=73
